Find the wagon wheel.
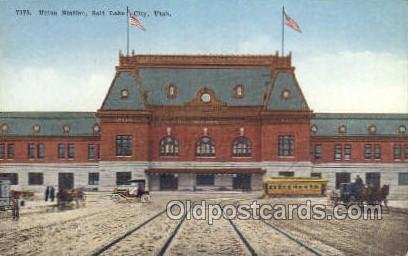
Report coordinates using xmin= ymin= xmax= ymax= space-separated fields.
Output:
xmin=141 ymin=194 xmax=151 ymax=203
xmin=111 ymin=194 xmax=121 ymax=203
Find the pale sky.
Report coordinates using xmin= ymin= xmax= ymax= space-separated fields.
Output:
xmin=0 ymin=0 xmax=407 ymax=113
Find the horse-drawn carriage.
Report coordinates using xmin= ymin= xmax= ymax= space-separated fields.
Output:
xmin=0 ymin=178 xmax=19 ymax=219
xmin=330 ymin=179 xmax=389 ymax=207
xmin=57 ymin=188 xmax=86 ymax=208
xmin=110 ymin=179 xmax=151 ymax=203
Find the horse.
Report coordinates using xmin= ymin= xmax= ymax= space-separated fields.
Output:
xmin=57 ymin=188 xmax=86 ymax=209
xmin=359 ymin=184 xmax=389 ymax=207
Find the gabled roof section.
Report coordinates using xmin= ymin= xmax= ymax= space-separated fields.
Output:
xmin=0 ymin=112 xmax=99 ymax=137
xmin=312 ymin=113 xmax=408 ymax=137
xmin=265 ymin=71 xmax=309 ymax=111
xmin=139 ymin=68 xmax=271 ymax=106
xmin=101 ymin=71 xmax=145 ymax=110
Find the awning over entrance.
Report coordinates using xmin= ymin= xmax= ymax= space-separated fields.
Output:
xmin=145 ymin=168 xmax=265 ymax=174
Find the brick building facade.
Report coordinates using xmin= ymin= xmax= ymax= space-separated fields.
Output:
xmin=1 ymin=54 xmax=407 ymax=198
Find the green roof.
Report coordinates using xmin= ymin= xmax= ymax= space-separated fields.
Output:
xmin=0 ymin=112 xmax=99 ymax=137
xmin=266 ymin=71 xmax=308 ymax=111
xmin=101 ymin=72 xmax=145 ymax=110
xmin=312 ymin=113 xmax=408 ymax=137
xmin=139 ymin=67 xmax=271 ymax=106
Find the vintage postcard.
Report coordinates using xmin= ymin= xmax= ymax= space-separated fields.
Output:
xmin=0 ymin=1 xmax=407 ymax=255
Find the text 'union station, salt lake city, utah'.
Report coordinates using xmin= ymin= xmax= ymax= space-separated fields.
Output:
xmin=0 ymin=53 xmax=407 ymax=199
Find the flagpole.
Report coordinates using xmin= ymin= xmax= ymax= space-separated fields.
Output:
xmin=126 ymin=6 xmax=129 ymax=56
xmin=281 ymin=6 xmax=285 ymax=56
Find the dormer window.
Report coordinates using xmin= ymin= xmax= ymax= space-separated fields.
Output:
xmin=63 ymin=124 xmax=70 ymax=134
xmin=311 ymin=125 xmax=318 ymax=134
xmin=167 ymin=84 xmax=177 ymax=98
xmin=398 ymin=125 xmax=406 ymax=135
xmin=281 ymin=89 xmax=291 ymax=100
xmin=93 ymin=124 xmax=100 ymax=134
xmin=368 ymin=124 xmax=377 ymax=135
xmin=1 ymin=123 xmax=9 ymax=134
xmin=33 ymin=124 xmax=41 ymax=133
xmin=338 ymin=125 xmax=347 ymax=134
xmin=120 ymin=89 xmax=129 ymax=99
xmin=233 ymin=84 xmax=245 ymax=98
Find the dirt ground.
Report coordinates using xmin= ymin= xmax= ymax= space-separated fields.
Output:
xmin=0 ymin=192 xmax=407 ymax=256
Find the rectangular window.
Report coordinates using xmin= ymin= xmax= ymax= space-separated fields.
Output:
xmin=366 ymin=172 xmax=381 ymax=188
xmin=314 ymin=144 xmax=321 ymax=160
xmin=88 ymin=172 xmax=99 ymax=185
xmin=279 ymin=171 xmax=294 ymax=177
xmin=311 ymin=172 xmax=322 ymax=178
xmin=28 ymin=172 xmax=43 ymax=185
xmin=278 ymin=135 xmax=294 ymax=156
xmin=88 ymin=144 xmax=95 ymax=160
xmin=335 ymin=172 xmax=351 ymax=189
xmin=344 ymin=144 xmax=351 ymax=160
xmin=398 ymin=173 xmax=408 ymax=185
xmin=374 ymin=144 xmax=381 ymax=160
xmin=0 ymin=173 xmax=18 ymax=185
xmin=28 ymin=143 xmax=35 ymax=159
xmin=58 ymin=144 xmax=65 ymax=159
xmin=364 ymin=144 xmax=372 ymax=160
xmin=37 ymin=144 xmax=45 ymax=159
xmin=404 ymin=145 xmax=408 ymax=159
xmin=116 ymin=135 xmax=132 ymax=156
xmin=0 ymin=144 xmax=4 ymax=159
xmin=67 ymin=144 xmax=75 ymax=159
xmin=398 ymin=172 xmax=408 ymax=186
xmin=393 ymin=144 xmax=401 ymax=160
xmin=7 ymin=144 xmax=14 ymax=159
xmin=97 ymin=144 xmax=100 ymax=159
xmin=334 ymin=144 xmax=342 ymax=160
xmin=196 ymin=174 xmax=215 ymax=186
xmin=116 ymin=172 xmax=132 ymax=185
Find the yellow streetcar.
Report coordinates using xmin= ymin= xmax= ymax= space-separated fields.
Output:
xmin=263 ymin=177 xmax=328 ymax=196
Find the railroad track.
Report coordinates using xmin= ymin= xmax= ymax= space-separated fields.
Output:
xmin=90 ymin=198 xmax=254 ymax=256
xmin=260 ymin=220 xmax=322 ymax=256
xmin=227 ymin=219 xmax=258 ymax=256
xmin=0 ymin=209 xmax=105 ymax=240
xmin=227 ymin=198 xmax=323 ymax=256
xmin=89 ymin=209 xmax=169 ymax=256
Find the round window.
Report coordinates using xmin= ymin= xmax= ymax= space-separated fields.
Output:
xmin=33 ymin=124 xmax=41 ymax=133
xmin=281 ymin=89 xmax=291 ymax=99
xmin=201 ymin=93 xmax=211 ymax=103
xmin=121 ymin=89 xmax=129 ymax=98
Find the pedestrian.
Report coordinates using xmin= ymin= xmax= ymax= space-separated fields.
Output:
xmin=50 ymin=186 xmax=55 ymax=202
xmin=45 ymin=186 xmax=50 ymax=202
xmin=12 ymin=196 xmax=19 ymax=220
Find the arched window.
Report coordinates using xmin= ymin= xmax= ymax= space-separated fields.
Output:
xmin=160 ymin=136 xmax=179 ymax=156
xmin=232 ymin=137 xmax=252 ymax=157
xmin=196 ymin=136 xmax=215 ymax=157
xmin=167 ymin=84 xmax=177 ymax=98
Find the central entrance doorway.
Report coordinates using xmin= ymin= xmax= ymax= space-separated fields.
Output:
xmin=233 ymin=174 xmax=251 ymax=190
xmin=159 ymin=174 xmax=178 ymax=190
xmin=58 ymin=173 xmax=74 ymax=189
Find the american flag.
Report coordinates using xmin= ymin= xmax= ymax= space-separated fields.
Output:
xmin=284 ymin=11 xmax=301 ymax=33
xmin=129 ymin=15 xmax=145 ymax=31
